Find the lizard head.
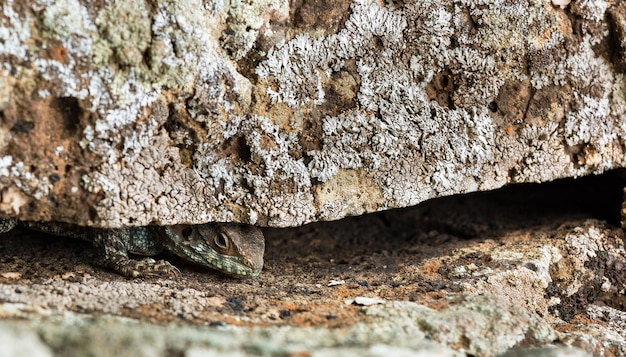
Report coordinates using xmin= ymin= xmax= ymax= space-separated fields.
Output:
xmin=164 ymin=223 xmax=265 ymax=278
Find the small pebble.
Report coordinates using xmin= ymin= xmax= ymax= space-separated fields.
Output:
xmin=328 ymin=279 xmax=345 ymax=287
xmin=345 ymin=296 xmax=385 ymax=306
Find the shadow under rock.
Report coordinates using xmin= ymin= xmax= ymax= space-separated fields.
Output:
xmin=263 ymin=169 xmax=625 ymax=278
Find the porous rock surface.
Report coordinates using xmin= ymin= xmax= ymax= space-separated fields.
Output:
xmin=1 ymin=0 xmax=626 ymax=227
xmin=1 ymin=176 xmax=625 ymax=355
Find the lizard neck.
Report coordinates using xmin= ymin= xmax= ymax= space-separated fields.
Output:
xmin=125 ymin=227 xmax=165 ymax=256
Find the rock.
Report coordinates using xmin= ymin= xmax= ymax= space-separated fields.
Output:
xmin=502 ymin=347 xmax=591 ymax=357
xmin=0 ymin=322 xmax=53 ymax=357
xmin=1 ymin=179 xmax=626 ymax=355
xmin=0 ymin=0 xmax=625 ymax=227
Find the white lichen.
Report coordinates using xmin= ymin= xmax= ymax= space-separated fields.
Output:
xmin=40 ymin=0 xmax=97 ymax=39
xmin=221 ymin=0 xmax=288 ymax=60
xmin=571 ymin=0 xmax=609 ymax=22
xmin=503 ymin=122 xmax=572 ymax=183
xmin=0 ymin=156 xmax=50 ymax=206
xmin=0 ymin=156 xmax=13 ymax=177
xmin=257 ymin=2 xmax=407 ymax=108
xmin=193 ymin=115 xmax=314 ymax=226
xmin=0 ymin=0 xmax=32 ymax=62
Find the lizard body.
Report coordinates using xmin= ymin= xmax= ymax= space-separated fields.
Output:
xmin=0 ymin=219 xmax=264 ymax=278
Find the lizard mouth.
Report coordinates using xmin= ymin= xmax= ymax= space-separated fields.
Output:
xmin=205 ymin=254 xmax=262 ymax=278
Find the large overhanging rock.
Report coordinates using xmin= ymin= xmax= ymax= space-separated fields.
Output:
xmin=0 ymin=0 xmax=625 ymax=227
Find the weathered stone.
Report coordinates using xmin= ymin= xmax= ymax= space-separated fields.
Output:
xmin=0 ymin=0 xmax=625 ymax=227
xmin=0 ymin=322 xmax=53 ymax=357
xmin=1 ymin=176 xmax=626 ymax=355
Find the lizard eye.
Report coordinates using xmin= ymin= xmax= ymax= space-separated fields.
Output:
xmin=214 ymin=232 xmax=229 ymax=250
xmin=181 ymin=227 xmax=193 ymax=239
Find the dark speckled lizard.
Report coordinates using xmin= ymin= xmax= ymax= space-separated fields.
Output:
xmin=0 ymin=219 xmax=264 ymax=278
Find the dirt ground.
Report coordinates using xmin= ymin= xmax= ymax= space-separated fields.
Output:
xmin=0 ymin=170 xmax=625 ymax=346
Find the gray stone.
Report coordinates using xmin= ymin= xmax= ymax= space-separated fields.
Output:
xmin=502 ymin=347 xmax=591 ymax=357
xmin=0 ymin=0 xmax=625 ymax=227
xmin=0 ymin=322 xmax=53 ymax=357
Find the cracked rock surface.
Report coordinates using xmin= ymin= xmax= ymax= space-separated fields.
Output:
xmin=1 ymin=0 xmax=626 ymax=226
xmin=1 ymin=171 xmax=625 ymax=356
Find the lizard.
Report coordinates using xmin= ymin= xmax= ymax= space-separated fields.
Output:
xmin=0 ymin=218 xmax=264 ymax=278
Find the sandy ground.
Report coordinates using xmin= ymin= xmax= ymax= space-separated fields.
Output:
xmin=0 ymin=171 xmax=625 ymax=355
